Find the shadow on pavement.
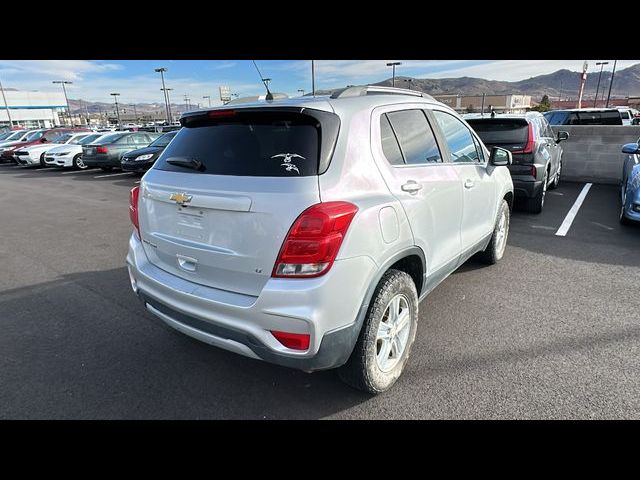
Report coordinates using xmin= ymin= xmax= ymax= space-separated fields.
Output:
xmin=0 ymin=267 xmax=370 ymax=419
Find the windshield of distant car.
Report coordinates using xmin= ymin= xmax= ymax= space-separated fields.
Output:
xmin=149 ymin=131 xmax=177 ymax=148
xmin=5 ymin=130 xmax=25 ymax=141
xmin=0 ymin=131 xmax=14 ymax=141
xmin=25 ymin=130 xmax=45 ymax=141
xmin=93 ymin=133 xmax=127 ymax=144
xmin=52 ymin=133 xmax=75 ymax=144
xmin=77 ymin=134 xmax=103 ymax=145
xmin=66 ymin=134 xmax=91 ymax=144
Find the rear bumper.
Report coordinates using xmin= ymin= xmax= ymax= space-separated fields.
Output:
xmin=125 ymin=233 xmax=376 ymax=371
xmin=512 ymin=178 xmax=544 ymax=198
xmin=83 ymin=156 xmax=120 ymax=168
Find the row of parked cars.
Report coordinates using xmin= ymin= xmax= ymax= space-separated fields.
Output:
xmin=0 ymin=127 xmax=178 ymax=173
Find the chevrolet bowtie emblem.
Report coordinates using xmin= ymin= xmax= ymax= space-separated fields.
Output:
xmin=169 ymin=192 xmax=193 ymax=205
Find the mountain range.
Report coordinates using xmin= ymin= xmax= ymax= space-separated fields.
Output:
xmin=67 ymin=63 xmax=640 ymax=113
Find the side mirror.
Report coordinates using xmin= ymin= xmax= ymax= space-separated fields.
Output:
xmin=489 ymin=146 xmax=512 ymax=166
xmin=556 ymin=131 xmax=569 ymax=143
xmin=621 ymin=143 xmax=640 ymax=155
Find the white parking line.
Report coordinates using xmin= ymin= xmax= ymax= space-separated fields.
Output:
xmin=555 ymin=183 xmax=592 ymax=237
xmin=93 ymin=172 xmax=134 ymax=179
xmin=62 ymin=168 xmax=99 ymax=175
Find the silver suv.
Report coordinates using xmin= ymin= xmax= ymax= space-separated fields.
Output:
xmin=126 ymin=86 xmax=514 ymax=393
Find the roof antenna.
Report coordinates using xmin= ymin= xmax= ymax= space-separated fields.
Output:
xmin=251 ymin=60 xmax=274 ymax=101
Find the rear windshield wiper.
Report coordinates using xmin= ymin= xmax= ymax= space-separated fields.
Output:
xmin=166 ymin=157 xmax=205 ymax=171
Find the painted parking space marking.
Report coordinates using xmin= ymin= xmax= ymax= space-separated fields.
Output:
xmin=93 ymin=172 xmax=134 ymax=179
xmin=530 ymin=224 xmax=556 ymax=230
xmin=62 ymin=168 xmax=99 ymax=175
xmin=555 ymin=183 xmax=592 ymax=237
xmin=591 ymin=221 xmax=614 ymax=231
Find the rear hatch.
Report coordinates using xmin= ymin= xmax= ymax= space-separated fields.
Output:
xmin=138 ymin=106 xmax=339 ymax=297
xmin=467 ymin=118 xmax=534 ymax=165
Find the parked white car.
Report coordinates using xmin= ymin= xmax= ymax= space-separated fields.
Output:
xmin=15 ymin=132 xmax=94 ymax=167
xmin=615 ymin=107 xmax=640 ymax=126
xmin=43 ymin=132 xmax=108 ymax=169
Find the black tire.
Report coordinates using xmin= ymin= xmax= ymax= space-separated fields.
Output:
xmin=338 ymin=269 xmax=418 ymax=394
xmin=100 ymin=166 xmax=113 ymax=172
xmin=549 ymin=159 xmax=561 ymax=190
xmin=620 ymin=186 xmax=632 ymax=225
xmin=39 ymin=152 xmax=47 ymax=168
xmin=523 ymin=169 xmax=548 ymax=213
xmin=72 ymin=154 xmax=88 ymax=170
xmin=477 ymin=200 xmax=510 ymax=265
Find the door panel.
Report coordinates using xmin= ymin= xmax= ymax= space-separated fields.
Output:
xmin=373 ymin=108 xmax=463 ymax=275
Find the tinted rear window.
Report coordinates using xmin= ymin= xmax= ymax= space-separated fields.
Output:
xmin=95 ymin=133 xmax=127 ymax=144
xmin=467 ymin=119 xmax=529 ymax=146
xmin=155 ymin=112 xmax=320 ymax=176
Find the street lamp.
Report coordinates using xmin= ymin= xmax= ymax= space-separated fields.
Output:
xmin=183 ymin=94 xmax=191 ymax=112
xmin=203 ymin=95 xmax=211 ymax=107
xmin=155 ymin=67 xmax=171 ymax=124
xmin=52 ymin=80 xmax=73 ymax=126
xmin=386 ymin=62 xmax=402 ymax=87
xmin=110 ymin=92 xmax=121 ymax=129
xmin=403 ymin=78 xmax=413 ymax=90
xmin=161 ymin=88 xmax=173 ymax=123
xmin=298 ymin=89 xmax=305 ymax=96
xmin=0 ymin=75 xmax=13 ymax=127
xmin=606 ymin=60 xmax=618 ymax=108
xmin=594 ymin=61 xmax=609 ymax=108
xmin=131 ymin=104 xmax=138 ymax=123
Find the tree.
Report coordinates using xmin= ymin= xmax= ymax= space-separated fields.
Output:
xmin=466 ymin=104 xmax=476 ymax=113
xmin=532 ymin=94 xmax=552 ymax=112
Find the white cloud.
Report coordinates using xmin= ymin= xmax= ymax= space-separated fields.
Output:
xmin=0 ymin=60 xmax=122 ymax=82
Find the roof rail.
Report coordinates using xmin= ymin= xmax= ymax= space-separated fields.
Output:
xmin=330 ymin=85 xmax=433 ymax=100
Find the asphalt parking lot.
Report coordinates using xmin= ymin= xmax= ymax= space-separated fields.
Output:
xmin=1 ymin=164 xmax=639 ymax=419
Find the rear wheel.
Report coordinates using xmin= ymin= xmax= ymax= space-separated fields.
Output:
xmin=338 ymin=269 xmax=418 ymax=394
xmin=523 ymin=169 xmax=548 ymax=213
xmin=100 ymin=166 xmax=113 ymax=172
xmin=73 ymin=154 xmax=88 ymax=170
xmin=478 ymin=199 xmax=510 ymax=264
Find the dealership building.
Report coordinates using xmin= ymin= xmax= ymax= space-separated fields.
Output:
xmin=432 ymin=94 xmax=532 ymax=114
xmin=0 ymin=90 xmax=68 ymax=129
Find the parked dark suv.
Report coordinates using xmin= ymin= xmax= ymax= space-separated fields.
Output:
xmin=466 ymin=112 xmax=569 ymax=213
xmin=82 ymin=131 xmax=160 ymax=171
xmin=121 ymin=130 xmax=178 ymax=173
xmin=543 ymin=108 xmax=623 ymax=126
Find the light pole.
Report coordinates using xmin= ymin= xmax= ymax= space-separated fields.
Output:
xmin=403 ymin=78 xmax=413 ymax=90
xmin=155 ymin=67 xmax=171 ymax=124
xmin=594 ymin=61 xmax=609 ymax=108
xmin=161 ymin=88 xmax=173 ymax=123
xmin=311 ymin=60 xmax=315 ymax=97
xmin=53 ymin=80 xmax=73 ymax=126
xmin=298 ymin=89 xmax=305 ymax=96
xmin=0 ymin=75 xmax=13 ymax=127
xmin=203 ymin=95 xmax=211 ymax=107
xmin=386 ymin=62 xmax=402 ymax=87
xmin=110 ymin=92 xmax=121 ymax=129
xmin=606 ymin=60 xmax=617 ymax=108
xmin=183 ymin=94 xmax=190 ymax=112
xmin=131 ymin=104 xmax=138 ymax=123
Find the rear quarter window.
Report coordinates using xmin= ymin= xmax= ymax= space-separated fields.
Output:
xmin=154 ymin=111 xmax=322 ymax=176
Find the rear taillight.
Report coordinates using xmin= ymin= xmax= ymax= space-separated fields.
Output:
xmin=270 ymin=331 xmax=310 ymax=350
xmin=208 ymin=109 xmax=236 ymax=118
xmin=512 ymin=123 xmax=535 ymax=154
xmin=272 ymin=201 xmax=358 ymax=278
xmin=129 ymin=186 xmax=140 ymax=238
xmin=96 ymin=146 xmax=108 ymax=154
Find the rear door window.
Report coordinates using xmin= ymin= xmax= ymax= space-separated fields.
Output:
xmin=154 ymin=111 xmax=321 ymax=176
xmin=385 ymin=109 xmax=442 ymax=164
xmin=380 ymin=114 xmax=404 ymax=166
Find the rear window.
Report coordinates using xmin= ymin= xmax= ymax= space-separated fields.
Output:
xmin=155 ymin=111 xmax=322 ymax=176
xmin=95 ymin=133 xmax=127 ymax=144
xmin=467 ymin=119 xmax=529 ymax=146
xmin=576 ymin=111 xmax=622 ymax=125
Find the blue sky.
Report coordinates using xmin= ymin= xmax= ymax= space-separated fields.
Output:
xmin=0 ymin=60 xmax=637 ymax=106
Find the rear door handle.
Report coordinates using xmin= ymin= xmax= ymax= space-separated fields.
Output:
xmin=401 ymin=180 xmax=423 ymax=194
xmin=464 ymin=179 xmax=475 ymax=189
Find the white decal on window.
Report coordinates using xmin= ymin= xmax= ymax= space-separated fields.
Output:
xmin=271 ymin=153 xmax=305 ymax=175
